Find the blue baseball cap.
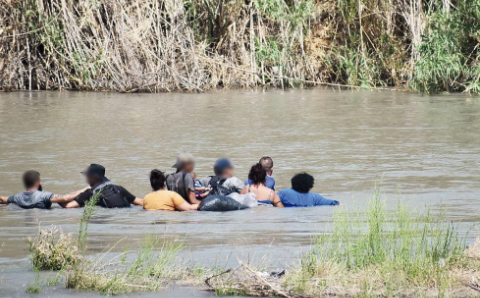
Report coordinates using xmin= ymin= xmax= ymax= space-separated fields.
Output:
xmin=213 ymin=158 xmax=234 ymax=176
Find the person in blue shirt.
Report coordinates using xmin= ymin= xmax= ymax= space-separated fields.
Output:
xmin=245 ymin=156 xmax=275 ymax=190
xmin=278 ymin=173 xmax=340 ymax=207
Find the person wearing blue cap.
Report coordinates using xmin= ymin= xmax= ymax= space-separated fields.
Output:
xmin=201 ymin=158 xmax=246 ymax=196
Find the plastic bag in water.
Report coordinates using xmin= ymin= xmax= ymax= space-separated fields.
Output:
xmin=198 ymin=195 xmax=249 ymax=212
xmin=228 ymin=192 xmax=258 ymax=207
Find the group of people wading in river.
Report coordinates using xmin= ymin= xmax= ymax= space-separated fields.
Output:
xmin=0 ymin=154 xmax=340 ymax=211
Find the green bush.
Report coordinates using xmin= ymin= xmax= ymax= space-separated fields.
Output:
xmin=412 ymin=0 xmax=480 ymax=93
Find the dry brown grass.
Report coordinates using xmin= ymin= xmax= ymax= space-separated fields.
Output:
xmin=0 ymin=0 xmax=437 ymax=92
xmin=28 ymin=225 xmax=80 ymax=271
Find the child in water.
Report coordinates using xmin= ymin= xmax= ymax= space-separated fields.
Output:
xmin=192 ymin=172 xmax=211 ymax=200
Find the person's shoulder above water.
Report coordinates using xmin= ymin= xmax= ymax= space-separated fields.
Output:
xmin=278 ymin=189 xmax=339 ymax=207
xmin=115 ymin=185 xmax=136 ymax=203
xmin=74 ymin=188 xmax=93 ymax=207
xmin=8 ymin=190 xmax=54 ymax=209
xmin=277 ymin=188 xmax=297 ymax=205
xmin=224 ymin=176 xmax=245 ymax=192
xmin=265 ymin=176 xmax=275 ymax=190
xmin=166 ymin=172 xmax=195 ymax=189
xmin=143 ymin=190 xmax=191 ymax=211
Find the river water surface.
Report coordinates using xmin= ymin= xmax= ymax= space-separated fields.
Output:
xmin=0 ymin=89 xmax=479 ymax=297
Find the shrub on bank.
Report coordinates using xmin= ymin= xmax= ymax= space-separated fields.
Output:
xmin=28 ymin=226 xmax=80 ymax=271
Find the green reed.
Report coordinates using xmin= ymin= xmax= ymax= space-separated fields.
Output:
xmin=78 ymin=188 xmax=102 ymax=252
xmin=297 ymin=186 xmax=466 ymax=297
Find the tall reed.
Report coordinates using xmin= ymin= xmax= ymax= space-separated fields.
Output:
xmin=1 ymin=0 xmax=478 ymax=93
xmin=78 ymin=188 xmax=102 ymax=252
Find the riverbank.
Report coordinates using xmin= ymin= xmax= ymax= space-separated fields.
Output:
xmin=1 ymin=0 xmax=479 ymax=93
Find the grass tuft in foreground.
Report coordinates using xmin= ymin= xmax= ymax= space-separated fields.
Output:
xmin=26 ymin=269 xmax=41 ymax=294
xmin=65 ymin=235 xmax=184 ymax=295
xmin=28 ymin=226 xmax=80 ymax=271
xmin=292 ymin=187 xmax=467 ymax=297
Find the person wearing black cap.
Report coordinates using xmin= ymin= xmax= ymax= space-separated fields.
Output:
xmin=64 ymin=164 xmax=143 ymax=208
xmin=0 ymin=170 xmax=87 ymax=209
xmin=202 ymin=158 xmax=246 ymax=196
xmin=165 ymin=153 xmax=200 ymax=204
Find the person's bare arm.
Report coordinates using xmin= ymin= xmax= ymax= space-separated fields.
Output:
xmin=241 ymin=186 xmax=249 ymax=194
xmin=51 ymin=188 xmax=89 ymax=204
xmin=200 ymin=188 xmax=211 ymax=198
xmin=272 ymin=193 xmax=284 ymax=208
xmin=187 ymin=191 xmax=201 ymax=204
xmin=132 ymin=198 xmax=143 ymax=206
xmin=176 ymin=202 xmax=199 ymax=211
xmin=0 ymin=196 xmax=9 ymax=204
xmin=64 ymin=200 xmax=81 ymax=208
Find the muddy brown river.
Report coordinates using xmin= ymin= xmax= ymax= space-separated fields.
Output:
xmin=0 ymin=89 xmax=479 ymax=297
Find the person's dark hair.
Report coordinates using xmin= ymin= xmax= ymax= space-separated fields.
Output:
xmin=150 ymin=169 xmax=166 ymax=191
xmin=259 ymin=156 xmax=273 ymax=171
xmin=23 ymin=170 xmax=40 ymax=189
xmin=248 ymin=163 xmax=267 ymax=185
xmin=291 ymin=172 xmax=314 ymax=193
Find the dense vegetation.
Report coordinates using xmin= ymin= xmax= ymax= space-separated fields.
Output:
xmin=1 ymin=0 xmax=479 ymax=93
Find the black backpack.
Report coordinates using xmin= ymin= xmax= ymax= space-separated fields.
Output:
xmin=166 ymin=172 xmax=189 ymax=198
xmin=208 ymin=176 xmax=228 ymax=196
xmin=97 ymin=184 xmax=130 ymax=208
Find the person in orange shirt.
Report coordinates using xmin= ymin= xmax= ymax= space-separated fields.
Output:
xmin=143 ymin=169 xmax=199 ymax=211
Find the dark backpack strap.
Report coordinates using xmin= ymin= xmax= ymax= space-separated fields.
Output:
xmin=182 ymin=172 xmax=188 ymax=186
xmin=182 ymin=172 xmax=190 ymax=196
xmin=166 ymin=174 xmax=172 ymax=190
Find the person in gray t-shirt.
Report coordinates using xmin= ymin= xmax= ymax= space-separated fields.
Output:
xmin=0 ymin=170 xmax=87 ymax=209
xmin=166 ymin=153 xmax=200 ymax=204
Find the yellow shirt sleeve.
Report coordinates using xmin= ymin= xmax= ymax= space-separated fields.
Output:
xmin=171 ymin=192 xmax=187 ymax=208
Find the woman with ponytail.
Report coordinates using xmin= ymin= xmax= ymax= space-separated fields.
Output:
xmin=242 ymin=163 xmax=283 ymax=207
xmin=143 ymin=169 xmax=199 ymax=211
